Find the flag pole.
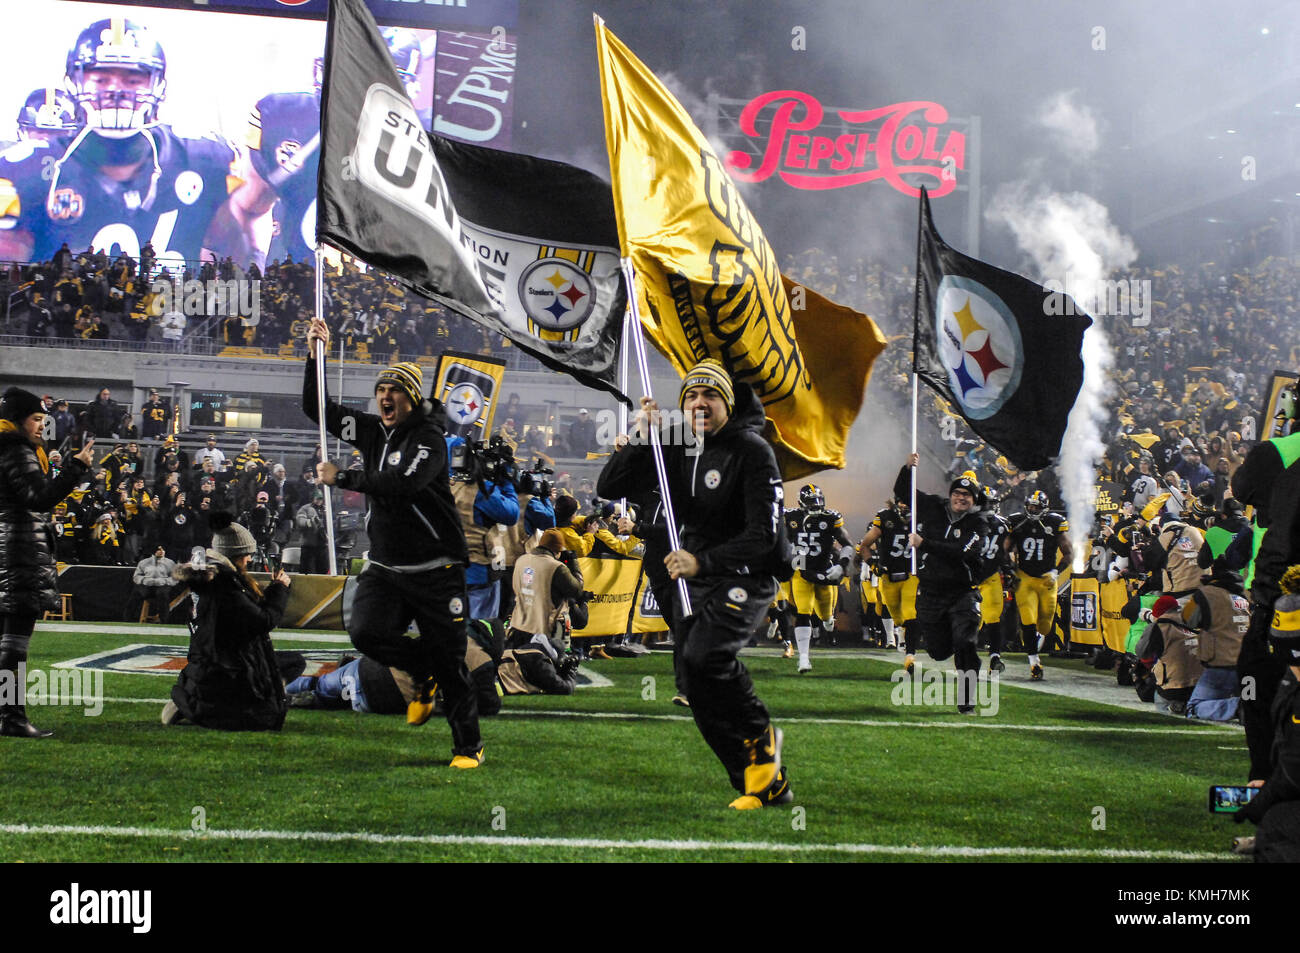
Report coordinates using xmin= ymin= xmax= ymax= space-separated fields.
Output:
xmin=315 ymin=244 xmax=339 ymax=576
xmin=616 ymin=306 xmax=630 ymax=518
xmin=621 ymin=258 xmax=692 ymax=617
xmin=909 ymin=187 xmax=926 ymax=576
xmin=910 ymin=372 xmax=919 ymax=575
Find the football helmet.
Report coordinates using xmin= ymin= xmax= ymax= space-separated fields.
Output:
xmin=799 ymin=484 xmax=825 ymax=511
xmin=1026 ymin=490 xmax=1049 ymax=516
xmin=65 ymin=18 xmax=167 ymax=136
xmin=16 ymin=88 xmax=82 ymax=142
xmin=383 ymin=28 xmax=423 ymax=100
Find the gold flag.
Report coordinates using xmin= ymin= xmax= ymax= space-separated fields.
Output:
xmin=595 ymin=20 xmax=885 ymax=478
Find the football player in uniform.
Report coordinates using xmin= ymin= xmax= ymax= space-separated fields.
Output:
xmin=788 ymin=484 xmax=852 ymax=673
xmin=970 ymin=478 xmax=1014 ymax=674
xmin=226 ymin=29 xmax=427 ymax=268
xmin=14 ymin=88 xmax=82 ymax=146
xmin=1007 ymin=490 xmax=1072 ymax=679
xmin=0 ymin=19 xmax=239 ymax=269
xmin=858 ymin=496 xmax=918 ymax=666
xmin=766 ymin=507 xmax=802 ymax=658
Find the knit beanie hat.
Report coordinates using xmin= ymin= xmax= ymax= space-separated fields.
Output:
xmin=375 ymin=361 xmax=423 ymax=409
xmin=538 ymin=528 xmax=566 ymax=555
xmin=1270 ymin=566 xmax=1300 ymax=662
xmin=679 ymin=359 xmax=734 ymax=415
xmin=0 ymin=387 xmax=43 ymax=424
xmin=1152 ymin=594 xmax=1180 ymax=619
xmin=209 ymin=511 xmax=257 ymax=558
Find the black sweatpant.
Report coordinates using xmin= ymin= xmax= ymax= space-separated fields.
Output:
xmin=1255 ymin=801 xmax=1300 ymax=863
xmin=1239 ymin=604 xmax=1286 ymax=780
xmin=675 ymin=576 xmax=778 ymax=793
xmin=349 ymin=563 xmax=481 ymax=757
xmin=915 ymin=587 xmax=982 ymax=706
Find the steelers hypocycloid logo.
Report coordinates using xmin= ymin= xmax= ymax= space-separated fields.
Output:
xmin=935 ymin=276 xmax=1024 ymax=420
xmin=518 ymin=259 xmax=595 ymax=332
xmin=446 ymin=382 xmax=485 ymax=429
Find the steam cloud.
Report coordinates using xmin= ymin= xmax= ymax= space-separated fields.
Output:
xmin=1038 ymin=90 xmax=1101 ymax=158
xmin=985 ymin=181 xmax=1138 ymax=570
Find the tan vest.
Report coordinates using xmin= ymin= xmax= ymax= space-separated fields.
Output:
xmin=511 ymin=552 xmax=565 ymax=638
xmin=1153 ymin=619 xmax=1204 ymax=691
xmin=1158 ymin=522 xmax=1205 ymax=593
xmin=503 ymin=493 xmax=540 ymax=565
xmin=452 ymin=480 xmax=509 ymax=568
xmin=1195 ymin=585 xmax=1249 ymax=668
xmin=496 ymin=650 xmax=539 ymax=695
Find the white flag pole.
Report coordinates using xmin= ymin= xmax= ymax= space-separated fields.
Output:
xmin=621 ymin=258 xmax=692 ymax=617
xmin=616 ymin=307 xmax=630 ymax=517
xmin=910 ymin=372 xmax=919 ymax=575
xmin=315 ymin=245 xmax=339 ymax=576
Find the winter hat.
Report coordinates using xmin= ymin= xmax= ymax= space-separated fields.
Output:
xmin=1152 ymin=594 xmax=1180 ymax=619
xmin=554 ymin=494 xmax=579 ymax=525
xmin=948 ymin=475 xmax=979 ymax=499
xmin=1271 ymin=566 xmax=1300 ymax=662
xmin=679 ymin=359 xmax=734 ymax=415
xmin=209 ymin=511 xmax=257 ymax=558
xmin=375 ymin=361 xmax=423 ymax=409
xmin=0 ymin=386 xmax=43 ymax=424
xmin=538 ymin=529 xmax=566 ymax=555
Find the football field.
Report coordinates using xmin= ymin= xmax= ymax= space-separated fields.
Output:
xmin=0 ymin=623 xmax=1247 ymax=863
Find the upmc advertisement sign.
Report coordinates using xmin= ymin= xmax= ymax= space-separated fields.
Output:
xmin=60 ymin=0 xmax=519 ymax=29
xmin=723 ymin=90 xmax=967 ymax=198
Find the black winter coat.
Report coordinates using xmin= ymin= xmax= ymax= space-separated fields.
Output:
xmin=0 ymin=428 xmax=88 ymax=614
xmin=170 ymin=553 xmax=290 ymax=730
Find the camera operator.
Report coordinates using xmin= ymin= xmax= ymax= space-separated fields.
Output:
xmin=450 ymin=435 xmax=519 ymax=621
xmin=509 ymin=528 xmax=588 ymax=651
xmin=289 ymin=490 xmax=328 ymax=574
xmin=500 ymin=462 xmax=555 ymax=620
xmin=239 ymin=490 xmax=279 ymax=570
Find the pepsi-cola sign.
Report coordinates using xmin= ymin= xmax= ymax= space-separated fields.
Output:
xmin=724 ymin=90 xmax=966 ymax=197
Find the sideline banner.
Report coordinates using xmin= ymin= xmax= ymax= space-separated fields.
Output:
xmin=630 ymin=572 xmax=669 ymax=635
xmin=573 ymin=555 xmax=641 ymax=637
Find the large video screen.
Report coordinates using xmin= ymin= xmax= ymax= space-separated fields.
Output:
xmin=0 ymin=0 xmax=516 ymax=270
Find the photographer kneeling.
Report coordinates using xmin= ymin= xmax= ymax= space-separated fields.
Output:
xmin=509 ymin=528 xmax=589 ymax=655
xmin=162 ymin=513 xmax=304 ymax=731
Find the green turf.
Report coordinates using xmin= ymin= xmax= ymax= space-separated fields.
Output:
xmin=0 ymin=627 xmax=1249 ymax=862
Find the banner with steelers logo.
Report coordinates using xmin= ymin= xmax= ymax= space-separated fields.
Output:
xmin=913 ymin=187 xmax=1092 ymax=471
xmin=435 ymin=351 xmax=506 ymax=440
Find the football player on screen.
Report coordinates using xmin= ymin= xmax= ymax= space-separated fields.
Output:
xmin=226 ymin=28 xmax=428 ymax=267
xmin=14 ymin=88 xmax=83 ymax=146
xmin=788 ymin=484 xmax=853 ymax=673
xmin=0 ymin=19 xmax=240 ymax=270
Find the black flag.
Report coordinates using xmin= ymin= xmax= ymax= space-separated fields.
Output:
xmin=913 ymin=187 xmax=1091 ymax=471
xmin=317 ymin=0 xmax=628 ymax=400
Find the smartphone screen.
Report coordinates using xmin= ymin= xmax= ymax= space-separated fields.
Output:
xmin=1208 ymin=785 xmax=1260 ymax=814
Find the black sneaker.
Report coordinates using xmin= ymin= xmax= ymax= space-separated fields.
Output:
xmin=989 ymin=654 xmax=1005 ymax=673
xmin=741 ymin=724 xmax=783 ymax=798
xmin=957 ymin=705 xmax=977 ymax=715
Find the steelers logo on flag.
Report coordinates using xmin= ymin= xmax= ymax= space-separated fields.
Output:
xmin=446 ymin=382 xmax=486 ymax=429
xmin=519 ymin=258 xmax=594 ymax=342
xmin=935 ymin=276 xmax=1024 ymax=420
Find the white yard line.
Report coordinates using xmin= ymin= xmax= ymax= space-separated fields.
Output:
xmin=0 ymin=823 xmax=1229 ymax=861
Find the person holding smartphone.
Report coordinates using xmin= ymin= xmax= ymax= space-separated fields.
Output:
xmin=0 ymin=387 xmax=95 ymax=738
xmin=162 ymin=513 xmax=300 ymax=731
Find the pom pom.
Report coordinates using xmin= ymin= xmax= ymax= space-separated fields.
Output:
xmin=1280 ymin=565 xmax=1300 ymax=596
xmin=208 ymin=510 xmax=235 ymax=532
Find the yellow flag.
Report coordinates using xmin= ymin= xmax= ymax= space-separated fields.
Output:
xmin=595 ymin=20 xmax=885 ymax=479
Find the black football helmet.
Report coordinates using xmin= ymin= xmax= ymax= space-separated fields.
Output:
xmin=16 ymin=87 xmax=82 ymax=142
xmin=65 ymin=18 xmax=167 ymax=136
xmin=799 ymin=484 xmax=825 ymax=511
xmin=1026 ymin=490 xmax=1049 ymax=517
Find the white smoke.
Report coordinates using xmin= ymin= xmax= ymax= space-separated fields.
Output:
xmin=1038 ymin=90 xmax=1101 ymax=158
xmin=985 ymin=183 xmax=1137 ymax=569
